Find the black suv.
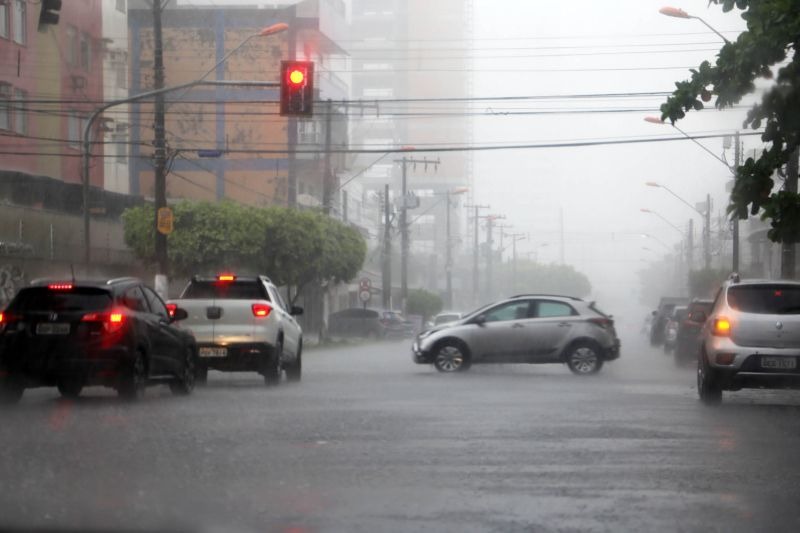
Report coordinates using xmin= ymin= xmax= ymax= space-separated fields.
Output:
xmin=0 ymin=277 xmax=197 ymax=404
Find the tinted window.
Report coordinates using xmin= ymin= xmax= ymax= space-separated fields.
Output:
xmin=122 ymin=287 xmax=149 ymax=312
xmin=484 ymin=301 xmax=531 ymax=322
xmin=536 ymin=301 xmax=575 ymax=318
xmin=727 ymin=285 xmax=800 ymax=314
xmin=10 ymin=287 xmax=112 ymax=313
xmin=142 ymin=286 xmax=169 ymax=319
xmin=182 ymin=280 xmax=269 ymax=300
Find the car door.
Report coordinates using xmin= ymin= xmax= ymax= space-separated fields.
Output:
xmin=467 ymin=300 xmax=535 ymax=362
xmin=524 ymin=300 xmax=581 ymax=362
xmin=142 ymin=285 xmax=184 ymax=375
xmin=267 ymin=285 xmax=300 ymax=357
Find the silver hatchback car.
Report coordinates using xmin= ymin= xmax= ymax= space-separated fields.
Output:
xmin=697 ymin=276 xmax=800 ymax=404
xmin=412 ymin=295 xmax=620 ymax=374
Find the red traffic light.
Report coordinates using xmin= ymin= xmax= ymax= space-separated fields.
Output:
xmin=280 ymin=60 xmax=314 ymax=117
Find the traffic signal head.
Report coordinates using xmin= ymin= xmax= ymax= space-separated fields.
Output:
xmin=280 ymin=61 xmax=314 ymax=117
xmin=38 ymin=0 xmax=62 ymax=30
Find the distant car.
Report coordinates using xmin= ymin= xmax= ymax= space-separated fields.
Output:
xmin=413 ymin=294 xmax=620 ymax=374
xmin=0 ymin=277 xmax=197 ymax=404
xmin=674 ymin=299 xmax=713 ymax=365
xmin=663 ymin=306 xmax=688 ymax=354
xmin=697 ymin=277 xmax=800 ymax=405
xmin=327 ymin=308 xmax=385 ymax=339
xmin=650 ymin=297 xmax=689 ymax=346
xmin=381 ymin=310 xmax=416 ymax=339
xmin=427 ymin=312 xmax=463 ymax=329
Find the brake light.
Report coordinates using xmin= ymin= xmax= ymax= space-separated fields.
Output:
xmin=48 ymin=283 xmax=73 ymax=290
xmin=217 ymin=274 xmax=236 ymax=282
xmin=712 ymin=317 xmax=731 ymax=336
xmin=82 ymin=309 xmax=126 ymax=333
xmin=166 ymin=303 xmax=177 ymax=318
xmin=252 ymin=303 xmax=272 ymax=318
xmin=589 ymin=317 xmax=613 ymax=329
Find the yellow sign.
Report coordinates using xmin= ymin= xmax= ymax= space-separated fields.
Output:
xmin=157 ymin=207 xmax=174 ymax=235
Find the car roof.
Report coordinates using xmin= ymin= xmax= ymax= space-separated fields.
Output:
xmin=726 ymin=278 xmax=800 ymax=287
xmin=190 ymin=275 xmax=272 ymax=284
xmin=508 ymin=294 xmax=583 ymax=301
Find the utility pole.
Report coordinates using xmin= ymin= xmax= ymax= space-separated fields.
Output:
xmin=445 ymin=191 xmax=453 ymax=309
xmin=395 ymin=155 xmax=438 ymax=314
xmin=484 ymin=215 xmax=505 ymax=301
xmin=732 ymin=131 xmax=741 ymax=273
xmin=687 ymin=218 xmax=694 ymax=272
xmin=466 ymin=204 xmax=489 ymax=305
xmin=704 ymin=193 xmax=712 ymax=270
xmin=507 ymin=233 xmax=525 ymax=294
xmin=782 ymin=147 xmax=799 ymax=279
xmin=322 ymin=98 xmax=333 ymax=215
xmin=382 ymin=184 xmax=392 ymax=308
xmin=152 ymin=0 xmax=168 ymax=295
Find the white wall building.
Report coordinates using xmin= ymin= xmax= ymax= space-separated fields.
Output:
xmin=102 ymin=0 xmax=131 ymax=193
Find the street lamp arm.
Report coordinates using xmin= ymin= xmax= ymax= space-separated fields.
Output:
xmin=671 ymin=123 xmax=734 ymax=171
xmin=690 ymin=15 xmax=731 ymax=44
xmin=660 ymin=184 xmax=705 ymax=216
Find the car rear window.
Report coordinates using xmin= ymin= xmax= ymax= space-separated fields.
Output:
xmin=727 ymin=285 xmax=800 ymax=314
xmin=9 ymin=287 xmax=112 ymax=313
xmin=182 ymin=280 xmax=268 ymax=300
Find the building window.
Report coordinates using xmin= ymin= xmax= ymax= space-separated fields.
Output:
xmin=0 ymin=2 xmax=9 ymax=40
xmin=12 ymin=0 xmax=25 ymax=45
xmin=66 ymin=26 xmax=78 ymax=66
xmin=112 ymin=133 xmax=128 ymax=162
xmin=79 ymin=32 xmax=91 ymax=69
xmin=68 ymin=112 xmax=86 ymax=147
xmin=12 ymin=87 xmax=25 ymax=134
xmin=116 ymin=0 xmax=126 ymax=13
xmin=0 ymin=83 xmax=10 ymax=130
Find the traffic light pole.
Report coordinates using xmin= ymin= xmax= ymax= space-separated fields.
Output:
xmin=152 ymin=0 xmax=168 ymax=288
xmin=322 ymin=99 xmax=333 ymax=215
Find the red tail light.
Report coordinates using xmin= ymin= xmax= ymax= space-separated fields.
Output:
xmin=217 ymin=274 xmax=236 ymax=282
xmin=589 ymin=317 xmax=613 ymax=329
xmin=252 ymin=303 xmax=272 ymax=318
xmin=82 ymin=309 xmax=127 ymax=333
xmin=166 ymin=303 xmax=177 ymax=318
xmin=48 ymin=283 xmax=73 ymax=290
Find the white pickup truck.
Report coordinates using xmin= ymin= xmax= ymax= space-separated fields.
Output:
xmin=167 ymin=274 xmax=303 ymax=386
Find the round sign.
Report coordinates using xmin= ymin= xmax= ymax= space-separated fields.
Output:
xmin=359 ymin=289 xmax=371 ymax=303
xmin=359 ymin=278 xmax=371 ymax=291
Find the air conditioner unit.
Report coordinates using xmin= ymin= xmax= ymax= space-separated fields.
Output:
xmin=70 ymin=75 xmax=87 ymax=90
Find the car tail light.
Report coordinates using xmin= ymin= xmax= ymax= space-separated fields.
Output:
xmin=0 ymin=312 xmax=13 ymax=333
xmin=588 ymin=317 xmax=613 ymax=329
xmin=712 ymin=317 xmax=731 ymax=337
xmin=252 ymin=303 xmax=272 ymax=318
xmin=48 ymin=283 xmax=73 ymax=290
xmin=166 ymin=303 xmax=177 ymax=318
xmin=82 ymin=309 xmax=127 ymax=333
xmin=217 ymin=274 xmax=236 ymax=282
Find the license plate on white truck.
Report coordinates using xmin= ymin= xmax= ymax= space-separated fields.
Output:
xmin=199 ymin=347 xmax=227 ymax=358
xmin=761 ymin=357 xmax=797 ymax=370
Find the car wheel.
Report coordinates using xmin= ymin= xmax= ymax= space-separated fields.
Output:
xmin=169 ymin=346 xmax=197 ymax=396
xmin=263 ymin=341 xmax=282 ymax=386
xmin=57 ymin=380 xmax=83 ymax=399
xmin=697 ymin=354 xmax=722 ymax=405
xmin=433 ymin=341 xmax=469 ymax=373
xmin=285 ymin=340 xmax=302 ymax=383
xmin=0 ymin=374 xmax=23 ymax=405
xmin=118 ymin=350 xmax=147 ymax=401
xmin=565 ymin=343 xmax=604 ymax=375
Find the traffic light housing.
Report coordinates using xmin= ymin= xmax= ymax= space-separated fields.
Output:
xmin=280 ymin=61 xmax=314 ymax=117
xmin=38 ymin=0 xmax=62 ymax=30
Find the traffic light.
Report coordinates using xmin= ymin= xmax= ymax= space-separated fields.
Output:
xmin=280 ymin=61 xmax=314 ymax=117
xmin=38 ymin=0 xmax=62 ymax=30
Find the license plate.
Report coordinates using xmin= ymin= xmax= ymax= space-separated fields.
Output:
xmin=199 ymin=347 xmax=227 ymax=358
xmin=761 ymin=356 xmax=797 ymax=370
xmin=36 ymin=323 xmax=70 ymax=335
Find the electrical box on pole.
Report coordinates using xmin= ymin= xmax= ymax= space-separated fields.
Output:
xmin=280 ymin=61 xmax=314 ymax=117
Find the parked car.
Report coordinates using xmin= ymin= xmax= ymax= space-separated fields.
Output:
xmin=381 ymin=310 xmax=416 ymax=339
xmin=426 ymin=311 xmax=463 ymax=329
xmin=663 ymin=306 xmax=688 ymax=354
xmin=327 ymin=308 xmax=385 ymax=339
xmin=674 ymin=299 xmax=713 ymax=365
xmin=650 ymin=297 xmax=689 ymax=346
xmin=697 ymin=276 xmax=800 ymax=405
xmin=0 ymin=277 xmax=197 ymax=403
xmin=168 ymin=274 xmax=303 ymax=386
xmin=413 ymin=294 xmax=620 ymax=374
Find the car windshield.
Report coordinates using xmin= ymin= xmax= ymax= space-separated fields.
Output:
xmin=8 ymin=287 xmax=112 ymax=313
xmin=727 ymin=285 xmax=800 ymax=314
xmin=182 ymin=280 xmax=268 ymax=300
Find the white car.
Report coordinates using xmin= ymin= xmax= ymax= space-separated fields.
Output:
xmin=167 ymin=274 xmax=303 ymax=386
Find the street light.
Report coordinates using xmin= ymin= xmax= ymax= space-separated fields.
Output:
xmin=641 ymin=233 xmax=671 ymax=251
xmin=659 ymin=6 xmax=731 ymax=43
xmin=640 ymin=208 xmax=685 ymax=235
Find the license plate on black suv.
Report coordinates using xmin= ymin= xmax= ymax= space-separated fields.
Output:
xmin=35 ymin=323 xmax=70 ymax=335
xmin=761 ymin=356 xmax=797 ymax=370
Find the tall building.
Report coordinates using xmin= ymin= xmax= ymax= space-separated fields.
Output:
xmin=127 ymin=0 xmax=349 ymax=208
xmin=102 ymin=0 xmax=131 ymax=194
xmin=349 ymin=0 xmax=474 ymax=305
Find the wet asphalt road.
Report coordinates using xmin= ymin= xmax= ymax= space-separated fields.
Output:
xmin=2 ymin=331 xmax=800 ymax=533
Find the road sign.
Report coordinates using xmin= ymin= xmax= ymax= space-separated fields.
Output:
xmin=359 ymin=278 xmax=371 ymax=291
xmin=359 ymin=289 xmax=371 ymax=303
xmin=157 ymin=207 xmax=174 ymax=235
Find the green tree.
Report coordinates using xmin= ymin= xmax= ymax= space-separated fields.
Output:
xmin=688 ymin=268 xmax=730 ymax=299
xmin=660 ymin=0 xmax=800 ymax=243
xmin=407 ymin=288 xmax=443 ymax=321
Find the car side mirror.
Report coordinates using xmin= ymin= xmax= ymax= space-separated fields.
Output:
xmin=171 ymin=308 xmax=189 ymax=321
xmin=291 ymin=306 xmax=304 ymax=316
xmin=473 ymin=314 xmax=486 ymax=326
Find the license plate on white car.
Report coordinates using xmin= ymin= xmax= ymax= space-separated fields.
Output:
xmin=761 ymin=356 xmax=797 ymax=370
xmin=199 ymin=347 xmax=227 ymax=358
xmin=36 ymin=323 xmax=70 ymax=335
